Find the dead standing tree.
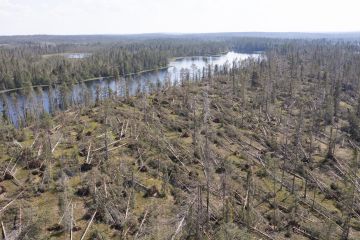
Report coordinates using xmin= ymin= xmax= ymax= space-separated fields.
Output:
xmin=202 ymin=89 xmax=211 ymax=229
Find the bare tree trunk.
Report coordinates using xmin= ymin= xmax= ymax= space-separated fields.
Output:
xmin=1 ymin=222 xmax=7 ymax=240
xmin=80 ymin=211 xmax=97 ymax=240
xmin=70 ymin=204 xmax=73 ymax=240
xmin=196 ymin=184 xmax=202 ymax=239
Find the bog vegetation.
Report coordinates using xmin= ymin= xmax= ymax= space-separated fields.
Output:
xmin=1 ymin=35 xmax=360 ymax=239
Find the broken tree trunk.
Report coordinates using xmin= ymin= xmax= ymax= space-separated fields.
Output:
xmin=51 ymin=136 xmax=62 ymax=153
xmin=171 ymin=197 xmax=197 ymax=240
xmin=80 ymin=211 xmax=97 ymax=240
xmin=134 ymin=209 xmax=149 ymax=239
xmin=0 ymin=191 xmax=23 ymax=214
xmin=1 ymin=222 xmax=7 ymax=240
xmin=86 ymin=143 xmax=92 ymax=164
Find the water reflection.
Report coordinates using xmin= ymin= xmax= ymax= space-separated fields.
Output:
xmin=0 ymin=52 xmax=260 ymax=126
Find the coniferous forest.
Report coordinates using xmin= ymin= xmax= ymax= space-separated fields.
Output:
xmin=1 ymin=34 xmax=360 ymax=240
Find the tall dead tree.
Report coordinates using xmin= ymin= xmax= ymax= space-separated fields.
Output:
xmin=202 ymin=90 xmax=211 ymax=227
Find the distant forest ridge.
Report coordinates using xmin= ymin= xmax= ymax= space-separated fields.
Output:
xmin=1 ymin=32 xmax=360 ymax=44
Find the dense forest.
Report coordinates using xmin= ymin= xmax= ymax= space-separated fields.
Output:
xmin=0 ymin=38 xmax=230 ymax=90
xmin=2 ymin=36 xmax=360 ymax=239
xmin=0 ymin=35 xmax=306 ymax=91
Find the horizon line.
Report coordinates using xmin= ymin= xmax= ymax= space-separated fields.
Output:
xmin=1 ymin=31 xmax=360 ymax=37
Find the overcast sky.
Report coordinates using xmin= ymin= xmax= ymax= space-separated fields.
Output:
xmin=0 ymin=0 xmax=359 ymax=35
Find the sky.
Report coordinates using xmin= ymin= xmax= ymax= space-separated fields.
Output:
xmin=0 ymin=0 xmax=360 ymax=35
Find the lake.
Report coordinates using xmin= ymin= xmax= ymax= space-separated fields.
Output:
xmin=0 ymin=51 xmax=260 ymax=126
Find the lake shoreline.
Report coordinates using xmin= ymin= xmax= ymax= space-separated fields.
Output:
xmin=170 ymin=51 xmax=229 ymax=62
xmin=0 ymin=52 xmax=231 ymax=94
xmin=1 ymin=51 xmax=259 ymax=127
xmin=0 ymin=66 xmax=171 ymax=94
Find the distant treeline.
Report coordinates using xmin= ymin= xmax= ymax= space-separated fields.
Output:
xmin=0 ymin=39 xmax=230 ymax=90
xmin=1 ymin=35 xmax=359 ymax=91
xmin=1 ymin=32 xmax=360 ymax=44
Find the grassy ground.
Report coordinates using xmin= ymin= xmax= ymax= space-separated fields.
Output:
xmin=1 ymin=74 xmax=360 ymax=239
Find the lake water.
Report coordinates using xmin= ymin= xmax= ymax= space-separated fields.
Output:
xmin=65 ymin=53 xmax=91 ymax=59
xmin=0 ymin=52 xmax=260 ymax=126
